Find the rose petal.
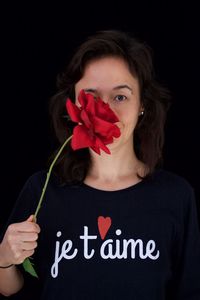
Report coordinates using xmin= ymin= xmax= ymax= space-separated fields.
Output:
xmin=95 ymin=98 xmax=119 ymax=123
xmin=80 ymin=109 xmax=92 ymax=129
xmin=67 ymin=91 xmax=121 ymax=155
xmin=100 ymin=136 xmax=113 ymax=145
xmin=90 ymin=145 xmax=101 ymax=155
xmin=71 ymin=125 xmax=94 ymax=150
xmin=66 ymin=99 xmax=81 ymax=123
xmin=108 ymin=124 xmax=121 ymax=138
xmin=94 ymin=136 xmax=111 ymax=154
xmin=85 ymin=94 xmax=96 ymax=116
xmin=92 ymin=116 xmax=121 ymax=138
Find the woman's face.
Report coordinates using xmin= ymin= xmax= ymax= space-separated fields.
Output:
xmin=75 ymin=56 xmax=143 ymax=152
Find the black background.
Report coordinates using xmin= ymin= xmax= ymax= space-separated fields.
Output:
xmin=1 ymin=2 xmax=200 ymax=226
xmin=0 ymin=2 xmax=199 ymax=297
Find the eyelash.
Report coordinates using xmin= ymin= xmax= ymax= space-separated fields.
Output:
xmin=114 ymin=95 xmax=127 ymax=102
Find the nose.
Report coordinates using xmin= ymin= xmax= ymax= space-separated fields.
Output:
xmin=100 ymin=95 xmax=109 ymax=104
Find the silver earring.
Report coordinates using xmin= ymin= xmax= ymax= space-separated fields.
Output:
xmin=140 ymin=111 xmax=144 ymax=116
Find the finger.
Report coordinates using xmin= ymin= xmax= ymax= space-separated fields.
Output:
xmin=16 ymin=250 xmax=35 ymax=264
xmin=26 ymin=215 xmax=35 ymax=222
xmin=18 ymin=232 xmax=39 ymax=242
xmin=13 ymin=221 xmax=40 ymax=233
xmin=21 ymin=241 xmax=38 ymax=251
xmin=23 ymin=249 xmax=35 ymax=260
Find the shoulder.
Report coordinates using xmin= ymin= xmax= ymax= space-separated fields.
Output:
xmin=152 ymin=168 xmax=194 ymax=191
xmin=23 ymin=169 xmax=59 ymax=190
xmin=151 ymin=168 xmax=196 ymax=207
xmin=25 ymin=169 xmax=47 ymax=184
xmin=21 ymin=170 xmax=72 ymax=200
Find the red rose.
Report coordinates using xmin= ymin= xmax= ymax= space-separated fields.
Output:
xmin=66 ymin=90 xmax=121 ymax=154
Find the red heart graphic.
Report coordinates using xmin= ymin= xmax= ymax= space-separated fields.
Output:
xmin=98 ymin=216 xmax=112 ymax=240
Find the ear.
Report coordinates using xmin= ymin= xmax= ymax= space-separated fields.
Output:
xmin=139 ymin=104 xmax=145 ymax=116
xmin=139 ymin=111 xmax=144 ymax=116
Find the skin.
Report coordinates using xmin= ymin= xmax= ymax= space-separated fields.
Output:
xmin=0 ymin=215 xmax=40 ymax=296
xmin=75 ymin=56 xmax=147 ymax=191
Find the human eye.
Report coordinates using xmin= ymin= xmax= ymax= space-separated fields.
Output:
xmin=114 ymin=95 xmax=127 ymax=102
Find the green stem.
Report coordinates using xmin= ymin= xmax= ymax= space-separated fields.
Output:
xmin=34 ymin=135 xmax=72 ymax=219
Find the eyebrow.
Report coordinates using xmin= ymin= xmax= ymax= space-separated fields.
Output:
xmin=113 ymin=85 xmax=133 ymax=93
xmin=84 ymin=85 xmax=133 ymax=94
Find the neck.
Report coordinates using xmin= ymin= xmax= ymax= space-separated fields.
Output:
xmin=87 ymin=144 xmax=145 ymax=183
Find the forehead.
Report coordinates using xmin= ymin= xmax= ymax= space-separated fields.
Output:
xmin=77 ymin=56 xmax=139 ymax=88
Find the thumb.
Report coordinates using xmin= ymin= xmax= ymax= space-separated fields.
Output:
xmin=26 ymin=215 xmax=36 ymax=223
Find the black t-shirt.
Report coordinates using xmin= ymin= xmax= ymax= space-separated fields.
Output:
xmin=1 ymin=169 xmax=200 ymax=299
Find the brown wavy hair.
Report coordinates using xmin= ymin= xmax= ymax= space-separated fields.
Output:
xmin=48 ymin=30 xmax=171 ymax=185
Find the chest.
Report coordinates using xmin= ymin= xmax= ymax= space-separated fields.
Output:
xmin=35 ymin=190 xmax=176 ymax=285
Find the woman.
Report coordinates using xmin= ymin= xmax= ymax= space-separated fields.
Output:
xmin=0 ymin=30 xmax=200 ymax=299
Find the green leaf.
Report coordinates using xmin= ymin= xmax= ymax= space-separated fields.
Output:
xmin=22 ymin=258 xmax=38 ymax=278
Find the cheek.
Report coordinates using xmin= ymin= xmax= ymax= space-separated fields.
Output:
xmin=74 ymin=86 xmax=81 ymax=105
xmin=74 ymin=92 xmax=81 ymax=107
xmin=110 ymin=105 xmax=123 ymax=121
xmin=117 ymin=109 xmax=139 ymax=126
xmin=118 ymin=112 xmax=139 ymax=136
